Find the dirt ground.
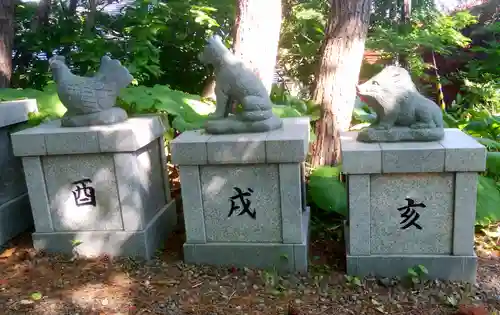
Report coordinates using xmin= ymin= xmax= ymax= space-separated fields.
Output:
xmin=0 ymin=221 xmax=499 ymax=315
xmin=0 ymin=167 xmax=499 ymax=314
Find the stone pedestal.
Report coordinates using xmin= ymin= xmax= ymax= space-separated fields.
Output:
xmin=341 ymin=129 xmax=486 ymax=282
xmin=0 ymin=99 xmax=38 ymax=246
xmin=171 ymin=117 xmax=310 ymax=273
xmin=11 ymin=116 xmax=177 ymax=259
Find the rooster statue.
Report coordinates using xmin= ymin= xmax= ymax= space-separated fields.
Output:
xmin=49 ymin=55 xmax=133 ymax=127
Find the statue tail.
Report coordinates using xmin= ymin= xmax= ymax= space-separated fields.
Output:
xmin=96 ymin=56 xmax=134 ymax=90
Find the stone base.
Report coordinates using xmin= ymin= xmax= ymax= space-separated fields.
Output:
xmin=183 ymin=208 xmax=310 ymax=273
xmin=0 ymin=194 xmax=33 ymax=246
xmin=205 ymin=114 xmax=283 ymax=134
xmin=32 ymin=199 xmax=177 ymax=260
xmin=356 ymin=126 xmax=445 ymax=142
xmin=60 ymin=107 xmax=128 ymax=127
xmin=346 ymin=254 xmax=477 ymax=283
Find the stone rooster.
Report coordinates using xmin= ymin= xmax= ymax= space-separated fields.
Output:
xmin=49 ymin=55 xmax=133 ymax=127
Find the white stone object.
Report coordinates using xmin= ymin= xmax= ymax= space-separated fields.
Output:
xmin=0 ymin=99 xmax=38 ymax=246
xmin=171 ymin=117 xmax=310 ymax=272
xmin=341 ymin=128 xmax=486 ymax=282
xmin=10 ymin=115 xmax=177 ymax=259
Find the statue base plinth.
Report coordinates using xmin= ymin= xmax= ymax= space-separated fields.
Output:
xmin=204 ymin=114 xmax=283 ymax=134
xmin=172 ymin=117 xmax=310 ymax=273
xmin=0 ymin=99 xmax=38 ymax=246
xmin=357 ymin=127 xmax=444 ymax=142
xmin=341 ymin=129 xmax=486 ymax=282
xmin=357 ymin=126 xmax=445 ymax=143
xmin=11 ymin=116 xmax=177 ymax=260
xmin=61 ymin=107 xmax=128 ymax=127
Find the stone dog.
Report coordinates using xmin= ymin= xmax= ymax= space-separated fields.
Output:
xmin=198 ymin=35 xmax=282 ymax=134
xmin=356 ymin=66 xmax=445 ymax=142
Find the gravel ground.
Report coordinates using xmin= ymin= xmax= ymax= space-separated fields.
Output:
xmin=0 ymin=226 xmax=498 ymax=315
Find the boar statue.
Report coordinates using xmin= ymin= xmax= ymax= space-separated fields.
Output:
xmin=355 ymin=66 xmax=444 ymax=142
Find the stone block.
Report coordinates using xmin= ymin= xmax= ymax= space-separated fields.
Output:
xmin=12 ymin=115 xmax=177 ymax=259
xmin=453 ymin=172 xmax=478 ymax=255
xmin=11 ymin=116 xmax=165 ymax=156
xmin=200 ymin=164 xmax=282 ymax=243
xmin=439 ymin=128 xmax=486 ymax=172
xmin=22 ymin=157 xmax=53 ymax=232
xmin=370 ymin=173 xmax=454 ymax=255
xmin=171 ymin=118 xmax=310 ymax=165
xmin=266 ymin=118 xmax=310 ymax=163
xmin=279 ymin=163 xmax=305 ymax=243
xmin=340 ymin=132 xmax=381 ymax=174
xmin=206 ymin=132 xmax=268 ymax=164
xmin=179 ymin=165 xmax=206 ymax=243
xmin=0 ymin=194 xmax=33 ymax=245
xmin=170 ymin=130 xmax=210 ymax=165
xmin=342 ymin=129 xmax=482 ymax=282
xmin=380 ymin=142 xmax=445 ymax=173
xmin=173 ymin=118 xmax=310 ymax=272
xmin=0 ymin=99 xmax=38 ymax=245
xmin=347 ymin=175 xmax=371 ymax=255
xmin=346 ymin=254 xmax=477 ymax=282
xmin=32 ymin=200 xmax=177 ymax=259
xmin=184 ymin=209 xmax=310 ymax=273
xmin=0 ymin=99 xmax=37 ymax=127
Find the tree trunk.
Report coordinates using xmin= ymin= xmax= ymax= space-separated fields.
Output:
xmin=310 ymin=0 xmax=371 ymax=167
xmin=0 ymin=0 xmax=14 ymax=88
xmin=86 ymin=0 xmax=97 ymax=34
xmin=232 ymin=0 xmax=282 ymax=94
xmin=31 ymin=0 xmax=51 ymax=32
xmin=201 ymin=75 xmax=216 ymax=100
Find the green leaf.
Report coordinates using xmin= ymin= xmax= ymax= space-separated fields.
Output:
xmin=486 ymin=152 xmax=500 ymax=176
xmin=308 ymin=166 xmax=347 ymax=216
xmin=30 ymin=292 xmax=42 ymax=301
xmin=475 ymin=137 xmax=500 ymax=150
xmin=352 ymin=277 xmax=362 ymax=287
xmin=417 ymin=264 xmax=428 ymax=275
xmin=476 ymin=175 xmax=500 ymax=226
xmin=71 ymin=239 xmax=83 ymax=247
xmin=272 ymin=105 xmax=303 ymax=118
xmin=407 ymin=268 xmax=418 ymax=277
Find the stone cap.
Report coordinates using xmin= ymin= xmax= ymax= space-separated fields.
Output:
xmin=171 ymin=117 xmax=310 ymax=165
xmin=11 ymin=115 xmax=165 ymax=156
xmin=340 ymin=128 xmax=486 ymax=174
xmin=0 ymin=99 xmax=38 ymax=128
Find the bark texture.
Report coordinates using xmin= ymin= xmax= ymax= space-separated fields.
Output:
xmin=310 ymin=0 xmax=371 ymax=166
xmin=0 ymin=0 xmax=14 ymax=88
xmin=232 ymin=0 xmax=282 ymax=94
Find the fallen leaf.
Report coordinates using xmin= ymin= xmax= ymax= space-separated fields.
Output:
xmin=30 ymin=292 xmax=42 ymax=301
xmin=371 ymin=298 xmax=382 ymax=305
xmin=456 ymin=304 xmax=489 ymax=315
xmin=0 ymin=248 xmax=16 ymax=258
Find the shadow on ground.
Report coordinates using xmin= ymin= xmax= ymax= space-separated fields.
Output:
xmin=0 ymin=204 xmax=499 ymax=314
